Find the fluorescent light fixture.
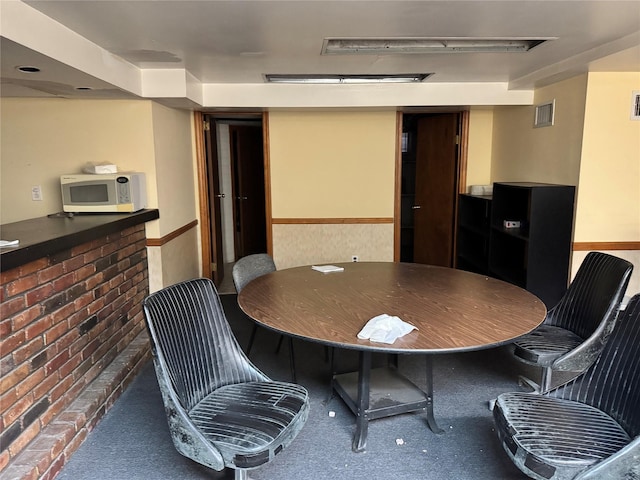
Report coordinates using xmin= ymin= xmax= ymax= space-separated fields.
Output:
xmin=265 ymin=73 xmax=432 ymax=84
xmin=323 ymin=38 xmax=549 ymax=55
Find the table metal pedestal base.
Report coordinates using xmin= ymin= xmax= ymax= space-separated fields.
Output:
xmin=332 ymin=352 xmax=443 ymax=452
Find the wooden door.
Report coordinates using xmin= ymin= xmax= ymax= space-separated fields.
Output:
xmin=203 ymin=120 xmax=225 ymax=285
xmin=229 ymin=125 xmax=267 ymax=257
xmin=412 ymin=114 xmax=459 ymax=266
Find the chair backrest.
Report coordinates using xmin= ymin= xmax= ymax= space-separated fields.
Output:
xmin=546 ymin=252 xmax=633 ymax=338
xmin=232 ymin=253 xmax=276 ymax=293
xmin=547 ymin=293 xmax=640 ymax=437
xmin=143 ymin=278 xmax=268 ymax=411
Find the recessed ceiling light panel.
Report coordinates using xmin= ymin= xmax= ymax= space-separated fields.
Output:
xmin=323 ymin=37 xmax=550 ymax=55
xmin=265 ymin=73 xmax=432 ymax=84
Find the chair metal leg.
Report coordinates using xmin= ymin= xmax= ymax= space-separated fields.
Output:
xmin=246 ymin=324 xmax=258 ymax=355
xmin=271 ymin=334 xmax=296 ymax=382
xmin=275 ymin=335 xmax=285 ymax=353
xmin=329 ymin=346 xmax=336 ymax=374
xmin=288 ymin=337 xmax=296 ymax=383
xmin=235 ymin=468 xmax=249 ymax=480
xmin=517 ymin=367 xmax=554 ymax=394
xmin=540 ymin=366 xmax=553 ymax=392
xmin=518 ymin=375 xmax=540 ymax=393
xmin=518 ymin=375 xmax=541 ymax=393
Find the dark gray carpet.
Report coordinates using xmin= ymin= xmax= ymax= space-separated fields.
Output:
xmin=57 ymin=294 xmax=536 ymax=480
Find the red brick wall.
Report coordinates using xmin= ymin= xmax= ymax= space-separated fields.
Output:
xmin=0 ymin=224 xmax=150 ymax=476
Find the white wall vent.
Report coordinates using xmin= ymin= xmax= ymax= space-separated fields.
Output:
xmin=631 ymin=91 xmax=640 ymax=120
xmin=534 ymin=100 xmax=555 ymax=127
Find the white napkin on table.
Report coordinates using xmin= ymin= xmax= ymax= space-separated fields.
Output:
xmin=357 ymin=314 xmax=417 ymax=344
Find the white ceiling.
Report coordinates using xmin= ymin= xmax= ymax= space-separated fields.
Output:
xmin=1 ymin=0 xmax=639 ymax=110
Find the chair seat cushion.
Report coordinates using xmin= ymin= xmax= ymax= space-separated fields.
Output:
xmin=513 ymin=325 xmax=584 ymax=366
xmin=189 ymin=381 xmax=309 ymax=469
xmin=494 ymin=392 xmax=631 ymax=480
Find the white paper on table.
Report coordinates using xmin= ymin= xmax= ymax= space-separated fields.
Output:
xmin=357 ymin=314 xmax=417 ymax=344
xmin=311 ymin=265 xmax=345 ymax=273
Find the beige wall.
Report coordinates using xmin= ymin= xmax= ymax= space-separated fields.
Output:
xmin=269 ymin=111 xmax=397 ymax=218
xmin=3 ymin=75 xmax=638 ymax=294
xmin=0 ymin=98 xmax=199 ymax=291
xmin=491 ymin=74 xmax=588 ymax=186
xmin=148 ymin=227 xmax=200 ymax=292
xmin=465 ymin=108 xmax=494 ymax=188
xmin=575 ymin=72 xmax=640 ymax=242
xmin=489 ymin=73 xmax=639 ymax=295
xmin=146 ymin=102 xmax=199 ymax=291
xmin=148 ymin=102 xmax=196 ymax=237
xmin=268 ymin=110 xmax=397 ymax=267
xmin=572 ymin=72 xmax=640 ymax=296
xmin=0 ymin=98 xmax=156 ymax=224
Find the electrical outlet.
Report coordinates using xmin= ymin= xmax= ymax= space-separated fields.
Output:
xmin=31 ymin=185 xmax=43 ymax=201
xmin=351 ymin=255 xmax=359 ymax=262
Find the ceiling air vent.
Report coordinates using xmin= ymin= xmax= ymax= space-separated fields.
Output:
xmin=534 ymin=100 xmax=555 ymax=128
xmin=631 ymin=91 xmax=640 ymax=120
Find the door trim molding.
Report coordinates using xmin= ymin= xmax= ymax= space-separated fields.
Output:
xmin=457 ymin=111 xmax=470 ymax=195
xmin=394 ymin=112 xmax=403 ymax=261
xmin=194 ymin=111 xmax=212 ymax=279
xmin=263 ymin=112 xmax=273 ymax=255
xmin=196 ymin=112 xmax=268 ymax=280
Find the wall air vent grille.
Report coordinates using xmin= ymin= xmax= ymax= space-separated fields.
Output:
xmin=534 ymin=100 xmax=555 ymax=128
xmin=631 ymin=91 xmax=640 ymax=120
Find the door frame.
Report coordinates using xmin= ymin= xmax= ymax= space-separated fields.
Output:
xmin=195 ymin=111 xmax=215 ymax=281
xmin=197 ymin=109 xmax=467 ymax=278
xmin=194 ymin=111 xmax=272 ymax=284
xmin=393 ymin=109 xmax=469 ymax=262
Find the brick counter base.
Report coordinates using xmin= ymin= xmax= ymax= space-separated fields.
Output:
xmin=1 ymin=224 xmax=152 ymax=479
xmin=1 ymin=334 xmax=150 ymax=480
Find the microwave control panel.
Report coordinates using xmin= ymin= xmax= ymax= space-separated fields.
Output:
xmin=116 ymin=176 xmax=131 ymax=203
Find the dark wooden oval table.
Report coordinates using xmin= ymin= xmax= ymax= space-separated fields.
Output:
xmin=237 ymin=262 xmax=547 ymax=452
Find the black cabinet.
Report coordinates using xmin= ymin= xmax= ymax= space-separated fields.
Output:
xmin=488 ymin=182 xmax=575 ymax=308
xmin=456 ymin=194 xmax=492 ymax=274
xmin=456 ymin=182 xmax=575 ymax=308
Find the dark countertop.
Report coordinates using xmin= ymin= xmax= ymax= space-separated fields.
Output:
xmin=0 ymin=209 xmax=159 ymax=272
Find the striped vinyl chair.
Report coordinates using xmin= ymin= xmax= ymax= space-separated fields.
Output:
xmin=232 ymin=253 xmax=282 ymax=355
xmin=493 ymin=293 xmax=640 ymax=480
xmin=232 ymin=254 xmax=297 ymax=381
xmin=143 ymin=278 xmax=310 ymax=480
xmin=512 ymin=251 xmax=632 ymax=392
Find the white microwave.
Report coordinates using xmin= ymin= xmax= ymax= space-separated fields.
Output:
xmin=60 ymin=173 xmax=147 ymax=213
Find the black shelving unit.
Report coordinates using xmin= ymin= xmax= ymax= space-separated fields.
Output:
xmin=456 ymin=194 xmax=492 ymax=274
xmin=488 ymin=182 xmax=575 ymax=308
